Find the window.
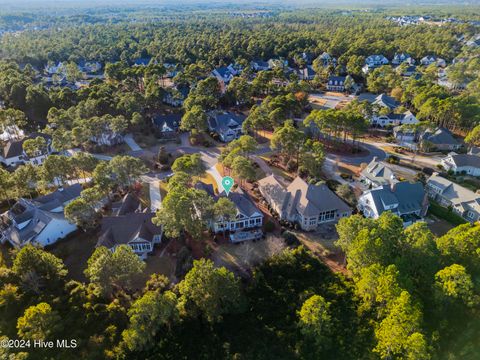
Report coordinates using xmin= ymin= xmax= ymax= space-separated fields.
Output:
xmin=467 ymin=211 xmax=476 ymax=219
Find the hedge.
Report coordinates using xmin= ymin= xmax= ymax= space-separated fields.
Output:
xmin=428 ymin=200 xmax=467 ymax=226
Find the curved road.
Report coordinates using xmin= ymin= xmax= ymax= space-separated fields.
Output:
xmin=326 ymin=140 xmax=387 ymax=166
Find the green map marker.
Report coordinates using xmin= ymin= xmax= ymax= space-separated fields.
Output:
xmin=221 ymin=176 xmax=234 ymax=195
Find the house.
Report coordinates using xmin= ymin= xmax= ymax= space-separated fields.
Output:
xmin=0 ymin=125 xmax=24 ymax=142
xmin=392 ymin=52 xmax=415 ymax=65
xmin=163 ymin=86 xmax=189 ymax=107
xmin=426 ymin=173 xmax=480 ymax=223
xmin=372 ymin=94 xmax=399 ymax=111
xmin=97 ymin=212 xmax=162 ymax=260
xmin=212 ymin=64 xmax=239 ymax=92
xmin=371 ymin=111 xmax=418 ymax=127
xmin=317 ymin=52 xmax=334 ymax=67
xmin=251 ymin=60 xmax=270 ymax=72
xmin=357 ymin=182 xmax=428 ymax=226
xmin=397 ymin=65 xmax=417 ymax=77
xmin=267 ymin=58 xmax=288 ymax=70
xmin=152 ymin=113 xmax=181 ymax=137
xmin=360 ymin=157 xmax=397 ymax=187
xmin=362 ymin=55 xmax=389 ymax=73
xmin=207 ymin=112 xmax=246 ymax=142
xmin=420 ymin=55 xmax=437 ymax=66
xmin=420 ymin=55 xmax=446 ymax=67
xmin=441 ymin=152 xmax=480 ymax=176
xmin=133 ymin=58 xmax=152 ymax=66
xmin=196 ymin=182 xmax=264 ymax=239
xmin=258 ymin=175 xmax=352 ymax=231
xmin=44 ymin=62 xmax=65 ymax=75
xmin=0 ymin=184 xmax=82 ymax=248
xmin=326 ymin=76 xmax=346 ymax=91
xmin=298 ymin=66 xmax=316 ymax=81
xmin=78 ymin=60 xmax=102 ymax=74
xmin=90 ymin=131 xmax=124 ymax=147
xmin=420 ymin=127 xmax=461 ymax=151
xmin=393 ymin=125 xmax=417 ymax=143
xmin=0 ymin=133 xmax=53 ymax=167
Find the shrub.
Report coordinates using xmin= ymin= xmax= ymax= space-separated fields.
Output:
xmin=286 ymin=159 xmax=297 ymax=172
xmin=264 ymin=221 xmax=275 ymax=233
xmin=282 ymin=231 xmax=301 ymax=247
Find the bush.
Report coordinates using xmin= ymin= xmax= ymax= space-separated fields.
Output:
xmin=264 ymin=221 xmax=275 ymax=233
xmin=282 ymin=231 xmax=301 ymax=247
xmin=326 ymin=179 xmax=340 ymax=191
xmin=386 ymin=155 xmax=399 ymax=164
xmin=286 ymin=159 xmax=297 ymax=172
xmin=175 ymin=246 xmax=193 ymax=278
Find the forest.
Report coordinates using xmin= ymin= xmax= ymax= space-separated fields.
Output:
xmin=0 ymin=3 xmax=480 ymax=359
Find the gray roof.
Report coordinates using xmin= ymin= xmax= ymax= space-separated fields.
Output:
xmin=196 ymin=181 xmax=261 ymax=218
xmin=427 ymin=174 xmax=480 ymax=214
xmin=373 ymin=94 xmax=399 ymax=110
xmin=367 ymin=181 xmax=426 ymax=216
xmin=259 ymin=175 xmax=351 ymax=218
xmin=361 ymin=158 xmax=396 ymax=185
xmin=422 ymin=127 xmax=459 ymax=146
xmin=449 ymin=154 xmax=480 ymax=168
xmin=0 ymin=184 xmax=81 ymax=247
xmin=152 ymin=114 xmax=181 ymax=132
xmin=2 ymin=133 xmax=52 ymax=159
xmin=115 ymin=193 xmax=142 ymax=216
xmin=97 ymin=212 xmax=162 ymax=249
xmin=208 ymin=112 xmax=246 ymax=135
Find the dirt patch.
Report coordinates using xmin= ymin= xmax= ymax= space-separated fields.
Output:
xmin=212 ymin=235 xmax=286 ymax=277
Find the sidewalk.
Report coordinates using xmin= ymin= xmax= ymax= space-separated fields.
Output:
xmin=207 ymin=164 xmax=224 ymax=192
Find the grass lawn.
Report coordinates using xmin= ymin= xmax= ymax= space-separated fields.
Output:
xmin=212 ymin=235 xmax=285 ymax=275
xmin=428 ymin=200 xmax=467 ymax=226
xmin=131 ymin=252 xmax=176 ymax=290
xmin=48 ymin=231 xmax=98 ymax=281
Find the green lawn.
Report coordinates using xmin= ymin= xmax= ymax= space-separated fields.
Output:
xmin=48 ymin=231 xmax=98 ymax=281
xmin=428 ymin=200 xmax=467 ymax=226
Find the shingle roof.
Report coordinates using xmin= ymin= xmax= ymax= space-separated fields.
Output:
xmin=449 ymin=154 xmax=480 ymax=168
xmin=367 ymin=182 xmax=425 ymax=216
xmin=373 ymin=94 xmax=399 ymax=110
xmin=361 ymin=158 xmax=396 ymax=185
xmin=152 ymin=114 xmax=181 ymax=132
xmin=422 ymin=127 xmax=460 ymax=145
xmin=116 ymin=193 xmax=141 ymax=216
xmin=97 ymin=213 xmax=162 ymax=248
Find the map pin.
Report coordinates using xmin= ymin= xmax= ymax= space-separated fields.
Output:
xmin=221 ymin=176 xmax=234 ymax=196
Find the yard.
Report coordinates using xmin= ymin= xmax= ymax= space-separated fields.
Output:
xmin=425 ymin=216 xmax=455 ymax=237
xmin=291 ymin=225 xmax=348 ymax=274
xmin=48 ymin=230 xmax=98 ymax=281
xmin=212 ymin=235 xmax=286 ymax=276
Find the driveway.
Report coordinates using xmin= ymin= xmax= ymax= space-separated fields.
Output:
xmin=142 ymin=175 xmax=162 ymax=211
xmin=207 ymin=165 xmax=224 ymax=192
xmin=124 ymin=133 xmax=143 ymax=152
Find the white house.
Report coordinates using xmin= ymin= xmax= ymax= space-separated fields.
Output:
xmin=258 ymin=175 xmax=351 ymax=231
xmin=0 ymin=133 xmax=53 ymax=167
xmin=441 ymin=152 xmax=480 ymax=176
xmin=358 ymin=181 xmax=428 ymax=226
xmin=362 ymin=55 xmax=389 ymax=73
xmin=0 ymin=184 xmax=82 ymax=248
xmin=392 ymin=52 xmax=415 ymax=65
xmin=207 ymin=112 xmax=246 ymax=142
xmin=212 ymin=64 xmax=239 ymax=93
xmin=360 ymin=157 xmax=397 ymax=187
xmin=426 ymin=173 xmax=480 ymax=223
xmin=371 ymin=111 xmax=418 ymax=127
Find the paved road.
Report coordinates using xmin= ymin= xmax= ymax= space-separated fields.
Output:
xmin=326 ymin=140 xmax=387 ymax=166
